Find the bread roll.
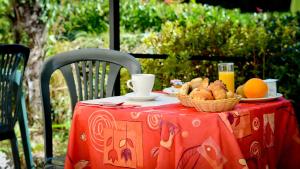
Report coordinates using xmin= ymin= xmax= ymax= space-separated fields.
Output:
xmin=190 ymin=78 xmax=203 ymax=89
xmin=208 ymin=80 xmax=227 ymax=99
xmin=200 ymin=78 xmax=209 ymax=88
xmin=190 ymin=88 xmax=214 ymax=100
xmin=226 ymin=91 xmax=234 ymax=98
xmin=212 ymin=86 xmax=226 ymax=99
xmin=208 ymin=80 xmax=227 ymax=91
xmin=179 ymin=82 xmax=191 ymax=95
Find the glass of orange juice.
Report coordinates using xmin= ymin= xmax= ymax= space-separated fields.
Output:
xmin=218 ymin=63 xmax=235 ymax=92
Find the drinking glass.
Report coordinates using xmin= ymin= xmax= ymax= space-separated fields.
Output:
xmin=218 ymin=63 xmax=235 ymax=92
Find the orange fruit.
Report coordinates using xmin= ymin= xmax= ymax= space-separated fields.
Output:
xmin=243 ymin=78 xmax=268 ymax=98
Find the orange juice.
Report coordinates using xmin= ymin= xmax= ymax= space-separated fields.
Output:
xmin=218 ymin=71 xmax=235 ymax=92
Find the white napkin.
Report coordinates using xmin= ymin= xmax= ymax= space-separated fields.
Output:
xmin=80 ymin=93 xmax=179 ymax=107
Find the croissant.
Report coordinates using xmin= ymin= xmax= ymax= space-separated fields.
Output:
xmin=190 ymin=88 xmax=214 ymax=100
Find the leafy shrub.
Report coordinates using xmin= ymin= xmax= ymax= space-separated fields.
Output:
xmin=143 ymin=4 xmax=299 ymax=107
xmin=45 ymin=0 xmax=109 ymax=41
xmin=46 ymin=34 xmax=106 ymax=57
xmin=121 ymin=0 xmax=174 ymax=32
xmin=268 ymin=45 xmax=300 ymax=117
xmin=0 ymin=18 xmax=13 ymax=43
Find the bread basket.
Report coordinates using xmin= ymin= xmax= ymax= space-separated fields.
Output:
xmin=191 ymin=96 xmax=241 ymax=112
xmin=176 ymin=94 xmax=194 ymax=107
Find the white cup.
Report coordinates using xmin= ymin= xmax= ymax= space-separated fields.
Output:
xmin=263 ymin=79 xmax=278 ymax=97
xmin=126 ymin=74 xmax=155 ymax=96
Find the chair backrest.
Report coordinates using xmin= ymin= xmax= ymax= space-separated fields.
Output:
xmin=40 ymin=48 xmax=142 ymax=162
xmin=0 ymin=44 xmax=29 ymax=133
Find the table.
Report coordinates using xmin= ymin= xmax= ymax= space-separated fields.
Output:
xmin=65 ymin=94 xmax=300 ymax=169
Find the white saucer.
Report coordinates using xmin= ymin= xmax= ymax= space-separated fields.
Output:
xmin=240 ymin=93 xmax=282 ymax=103
xmin=125 ymin=92 xmax=160 ymax=101
xmin=162 ymin=87 xmax=179 ymax=96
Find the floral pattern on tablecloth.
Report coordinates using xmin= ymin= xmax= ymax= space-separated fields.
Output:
xmin=103 ymin=121 xmax=143 ymax=168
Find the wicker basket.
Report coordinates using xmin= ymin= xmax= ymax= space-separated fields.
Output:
xmin=176 ymin=94 xmax=194 ymax=107
xmin=191 ymin=96 xmax=240 ymax=112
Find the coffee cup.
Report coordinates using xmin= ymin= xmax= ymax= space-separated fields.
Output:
xmin=126 ymin=74 xmax=155 ymax=96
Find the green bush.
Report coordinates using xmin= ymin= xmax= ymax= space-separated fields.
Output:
xmin=45 ymin=0 xmax=109 ymax=41
xmin=143 ymin=4 xmax=299 ymax=106
xmin=268 ymin=46 xmax=300 ymax=114
xmin=120 ymin=0 xmax=174 ymax=32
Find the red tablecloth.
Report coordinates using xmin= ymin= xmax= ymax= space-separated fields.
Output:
xmin=65 ymin=98 xmax=300 ymax=169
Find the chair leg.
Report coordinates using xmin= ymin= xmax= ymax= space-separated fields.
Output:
xmin=18 ymin=92 xmax=34 ymax=169
xmin=10 ymin=132 xmax=21 ymax=169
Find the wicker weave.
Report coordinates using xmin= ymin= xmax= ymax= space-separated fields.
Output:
xmin=191 ymin=96 xmax=240 ymax=112
xmin=176 ymin=94 xmax=194 ymax=107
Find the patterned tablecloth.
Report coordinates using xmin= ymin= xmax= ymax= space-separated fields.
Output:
xmin=64 ymin=94 xmax=300 ymax=169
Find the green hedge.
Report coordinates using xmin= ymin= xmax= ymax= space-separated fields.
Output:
xmin=45 ymin=0 xmax=109 ymax=40
xmin=142 ymin=3 xmax=299 ymax=109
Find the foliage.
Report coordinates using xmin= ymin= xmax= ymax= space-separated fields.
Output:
xmin=42 ymin=0 xmax=109 ymax=41
xmin=121 ymin=0 xmax=171 ymax=32
xmin=46 ymin=34 xmax=107 ymax=57
xmin=0 ymin=0 xmax=30 ymax=45
xmin=0 ymin=17 xmax=13 ymax=43
xmin=0 ymin=0 xmax=13 ymax=42
xmin=43 ymin=0 xmax=203 ymax=40
xmin=143 ymin=4 xmax=299 ymax=106
xmin=268 ymin=45 xmax=300 ymax=113
xmin=44 ymin=0 xmax=166 ymax=40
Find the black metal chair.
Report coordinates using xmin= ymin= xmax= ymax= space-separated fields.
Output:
xmin=40 ymin=48 xmax=142 ymax=168
xmin=0 ymin=44 xmax=34 ymax=169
